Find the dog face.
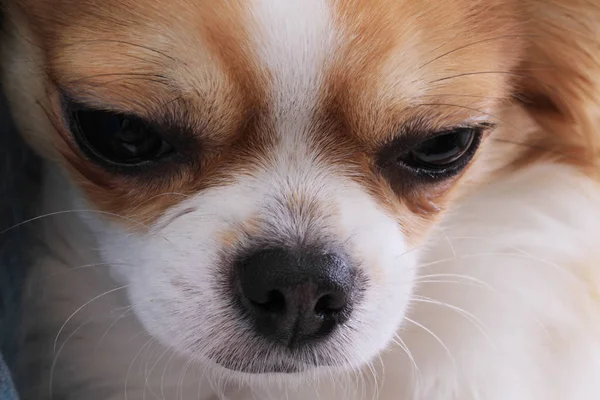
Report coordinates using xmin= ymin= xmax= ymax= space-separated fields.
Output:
xmin=3 ymin=0 xmax=597 ymax=383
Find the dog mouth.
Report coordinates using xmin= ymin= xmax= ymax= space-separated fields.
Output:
xmin=206 ymin=343 xmax=338 ymax=375
xmin=220 ymin=360 xmax=305 ymax=374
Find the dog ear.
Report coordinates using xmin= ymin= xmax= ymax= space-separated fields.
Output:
xmin=516 ymin=0 xmax=600 ymax=174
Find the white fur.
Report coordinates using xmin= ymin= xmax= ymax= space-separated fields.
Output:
xmin=21 ymin=160 xmax=600 ymax=400
xmin=79 ymin=0 xmax=414 ymax=384
xmin=19 ymin=1 xmax=417 ymax=397
xmin=12 ymin=0 xmax=600 ymax=398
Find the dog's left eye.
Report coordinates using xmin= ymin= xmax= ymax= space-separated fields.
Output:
xmin=401 ymin=128 xmax=479 ymax=172
xmin=379 ymin=125 xmax=485 ymax=181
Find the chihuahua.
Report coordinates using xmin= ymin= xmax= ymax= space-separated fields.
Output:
xmin=2 ymin=0 xmax=600 ymax=399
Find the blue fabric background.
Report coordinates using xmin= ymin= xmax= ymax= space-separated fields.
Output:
xmin=0 ymin=354 xmax=18 ymax=400
xmin=0 ymin=80 xmax=40 ymax=398
xmin=1 ymin=3 xmax=42 ymax=397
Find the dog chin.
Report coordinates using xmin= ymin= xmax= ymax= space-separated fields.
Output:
xmin=210 ymin=349 xmax=338 ymax=375
xmin=191 ymin=346 xmax=347 ymax=385
xmin=219 ymin=361 xmax=306 ymax=375
xmin=194 ymin=356 xmax=335 ymax=389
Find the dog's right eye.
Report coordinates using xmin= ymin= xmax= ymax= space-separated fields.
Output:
xmin=67 ymin=103 xmax=175 ymax=169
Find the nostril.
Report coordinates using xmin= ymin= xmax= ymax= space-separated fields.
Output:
xmin=250 ymin=290 xmax=286 ymax=314
xmin=236 ymin=246 xmax=358 ymax=346
xmin=314 ymin=293 xmax=347 ymax=316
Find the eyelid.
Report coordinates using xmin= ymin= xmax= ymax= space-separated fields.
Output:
xmin=376 ymin=122 xmax=489 ymax=176
xmin=61 ymin=94 xmax=195 ymax=146
xmin=61 ymin=91 xmax=142 ymax=120
xmin=419 ymin=121 xmax=495 ymax=140
xmin=380 ymin=121 xmax=493 ymax=155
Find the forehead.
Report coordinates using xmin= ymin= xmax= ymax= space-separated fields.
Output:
xmin=24 ymin=0 xmax=522 ymax=143
xmin=10 ymin=0 xmax=525 ymax=231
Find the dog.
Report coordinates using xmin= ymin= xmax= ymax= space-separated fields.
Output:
xmin=2 ymin=0 xmax=600 ymax=398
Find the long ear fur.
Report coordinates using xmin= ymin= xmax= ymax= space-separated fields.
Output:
xmin=519 ymin=0 xmax=600 ymax=175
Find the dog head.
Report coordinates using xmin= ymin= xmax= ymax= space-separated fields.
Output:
xmin=2 ymin=0 xmax=598 ymax=383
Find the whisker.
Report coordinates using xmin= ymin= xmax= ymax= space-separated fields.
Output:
xmin=416 ymin=279 xmax=488 ymax=289
xmin=196 ymin=366 xmax=204 ymax=400
xmin=415 ymin=273 xmax=495 ymax=291
xmin=1 ymin=207 xmax=177 ymax=254
xmin=1 ymin=209 xmax=151 ymax=236
xmin=94 ymin=306 xmax=134 ymax=352
xmin=428 ymin=71 xmax=562 ymax=98
xmin=403 ymin=316 xmax=456 ymax=370
xmin=417 ymin=280 xmax=553 ymax=344
xmin=391 ymin=333 xmax=421 ymax=384
xmin=368 ymin=357 xmax=382 ymax=400
xmin=128 ymin=329 xmax=151 ymax=344
xmin=125 ymin=336 xmax=156 ymax=400
xmin=435 ymin=226 xmax=457 ymax=260
xmin=412 ymin=103 xmax=518 ymax=130
xmin=28 ymin=262 xmax=130 ymax=293
xmin=414 ymin=255 xmax=463 ymax=269
xmin=418 ymin=34 xmax=539 ymax=70
xmin=415 ymin=250 xmax=582 ymax=294
xmin=49 ymin=318 xmax=93 ymax=400
xmin=178 ymin=357 xmax=194 ymax=400
xmin=438 ymin=234 xmax=585 ymax=287
xmin=161 ymin=348 xmax=180 ymax=400
xmin=53 ymin=284 xmax=129 ymax=354
xmin=412 ymin=295 xmax=495 ymax=349
xmin=143 ymin=345 xmax=173 ymax=400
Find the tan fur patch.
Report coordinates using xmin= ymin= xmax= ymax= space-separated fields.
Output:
xmin=309 ymin=0 xmax=525 ymax=238
xmin=3 ymin=0 xmax=275 ymax=228
xmin=3 ymin=0 xmax=599 ymax=239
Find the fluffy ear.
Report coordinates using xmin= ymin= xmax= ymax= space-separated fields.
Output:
xmin=517 ymin=0 xmax=600 ymax=174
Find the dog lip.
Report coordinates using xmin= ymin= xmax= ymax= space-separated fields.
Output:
xmin=211 ymin=348 xmax=337 ymax=374
xmin=218 ymin=360 xmax=306 ymax=374
xmin=214 ymin=352 xmax=342 ymax=374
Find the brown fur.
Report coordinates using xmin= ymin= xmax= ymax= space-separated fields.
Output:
xmin=1 ymin=0 xmax=599 ymax=237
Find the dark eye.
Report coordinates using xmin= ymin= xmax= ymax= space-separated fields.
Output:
xmin=397 ymin=127 xmax=482 ymax=177
xmin=378 ymin=125 xmax=486 ymax=185
xmin=68 ymin=103 xmax=174 ymax=168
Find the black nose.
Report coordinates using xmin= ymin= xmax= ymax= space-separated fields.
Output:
xmin=236 ymin=247 xmax=355 ymax=348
